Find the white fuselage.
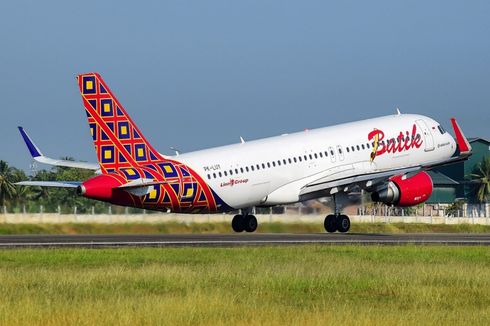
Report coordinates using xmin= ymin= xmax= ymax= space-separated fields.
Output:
xmin=176 ymin=114 xmax=456 ymax=209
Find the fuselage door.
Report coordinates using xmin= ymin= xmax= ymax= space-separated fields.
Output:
xmin=415 ymin=119 xmax=435 ymax=152
xmin=328 ymin=146 xmax=336 ymax=163
xmin=336 ymin=145 xmax=345 ymax=161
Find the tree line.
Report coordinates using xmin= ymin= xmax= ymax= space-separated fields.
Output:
xmin=0 ymin=160 xmax=145 ymax=214
xmin=0 ymin=157 xmax=489 ymax=214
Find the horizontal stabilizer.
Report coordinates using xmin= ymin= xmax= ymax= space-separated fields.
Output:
xmin=18 ymin=126 xmax=100 ymax=171
xmin=15 ymin=181 xmax=81 ymax=188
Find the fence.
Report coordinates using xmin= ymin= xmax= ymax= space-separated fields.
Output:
xmin=1 ymin=212 xmax=489 ymax=225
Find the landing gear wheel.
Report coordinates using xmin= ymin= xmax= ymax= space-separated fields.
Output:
xmin=324 ymin=215 xmax=337 ymax=233
xmin=232 ymin=214 xmax=245 ymax=232
xmin=244 ymin=215 xmax=258 ymax=232
xmin=337 ymin=215 xmax=350 ymax=233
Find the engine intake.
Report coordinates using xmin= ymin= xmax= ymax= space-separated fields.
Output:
xmin=371 ymin=171 xmax=433 ymax=207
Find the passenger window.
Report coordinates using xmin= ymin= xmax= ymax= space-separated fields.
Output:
xmin=298 ymin=157 xmax=302 ymax=162
xmin=272 ymin=162 xmax=276 ymax=167
xmin=256 ymin=164 xmax=260 ymax=170
xmin=240 ymin=168 xmax=244 ymax=173
xmin=319 ymin=152 xmax=323 ymax=158
xmin=304 ymin=155 xmax=308 ymax=161
xmin=309 ymin=154 xmax=313 ymax=160
xmin=314 ymin=153 xmax=318 ymax=159
xmin=283 ymin=159 xmax=287 ymax=165
xmin=346 ymin=147 xmax=350 ymax=153
xmin=207 ymin=174 xmax=211 ymax=179
xmin=235 ymin=168 xmax=239 ymax=174
xmin=267 ymin=162 xmax=271 ymax=168
xmin=330 ymin=149 xmax=334 ymax=156
xmin=262 ymin=163 xmax=266 ymax=169
xmin=324 ymin=151 xmax=328 ymax=157
xmin=294 ymin=157 xmax=297 ymax=163
xmin=277 ymin=160 xmax=281 ymax=166
xmin=224 ymin=171 xmax=227 ymax=176
xmin=245 ymin=167 xmax=249 ymax=172
xmin=219 ymin=172 xmax=222 ymax=177
xmin=230 ymin=170 xmax=233 ymax=176
xmin=288 ymin=158 xmax=292 ymax=164
xmin=213 ymin=173 xmax=216 ymax=178
xmin=251 ymin=166 xmax=254 ymax=171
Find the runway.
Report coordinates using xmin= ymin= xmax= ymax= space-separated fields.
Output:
xmin=0 ymin=233 xmax=489 ymax=248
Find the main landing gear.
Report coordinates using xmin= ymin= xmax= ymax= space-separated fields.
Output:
xmin=324 ymin=193 xmax=351 ymax=233
xmin=232 ymin=214 xmax=258 ymax=233
xmin=324 ymin=214 xmax=350 ymax=233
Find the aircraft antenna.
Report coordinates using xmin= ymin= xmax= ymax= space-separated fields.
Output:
xmin=170 ymin=147 xmax=180 ymax=156
xmin=396 ymin=107 xmax=401 ymax=115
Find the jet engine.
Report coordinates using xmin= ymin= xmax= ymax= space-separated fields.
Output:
xmin=371 ymin=171 xmax=433 ymax=207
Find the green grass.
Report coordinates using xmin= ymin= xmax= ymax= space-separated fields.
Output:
xmin=0 ymin=246 xmax=488 ymax=325
xmin=0 ymin=222 xmax=489 ymax=235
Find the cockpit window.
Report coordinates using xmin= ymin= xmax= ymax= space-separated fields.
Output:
xmin=437 ymin=125 xmax=446 ymax=134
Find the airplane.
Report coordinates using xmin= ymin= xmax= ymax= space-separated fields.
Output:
xmin=16 ymin=72 xmax=472 ymax=233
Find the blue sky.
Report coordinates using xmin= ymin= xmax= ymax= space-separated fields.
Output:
xmin=1 ymin=1 xmax=489 ymax=170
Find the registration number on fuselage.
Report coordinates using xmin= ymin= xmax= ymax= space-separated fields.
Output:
xmin=203 ymin=164 xmax=221 ymax=172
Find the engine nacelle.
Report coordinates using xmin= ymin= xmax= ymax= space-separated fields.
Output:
xmin=371 ymin=171 xmax=433 ymax=207
xmin=77 ymin=174 xmax=122 ymax=201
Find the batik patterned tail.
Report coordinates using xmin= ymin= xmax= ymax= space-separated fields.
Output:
xmin=77 ymin=72 xmax=163 ymax=173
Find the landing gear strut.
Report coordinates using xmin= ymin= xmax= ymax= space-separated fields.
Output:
xmin=232 ymin=214 xmax=258 ymax=233
xmin=324 ymin=194 xmax=351 ymax=233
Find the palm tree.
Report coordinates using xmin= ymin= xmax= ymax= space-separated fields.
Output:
xmin=0 ymin=160 xmax=16 ymax=208
xmin=468 ymin=157 xmax=490 ymax=203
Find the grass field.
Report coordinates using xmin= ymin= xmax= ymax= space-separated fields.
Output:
xmin=0 ymin=221 xmax=490 ymax=235
xmin=0 ymin=246 xmax=488 ymax=325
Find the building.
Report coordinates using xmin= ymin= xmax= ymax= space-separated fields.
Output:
xmin=428 ymin=138 xmax=490 ymax=204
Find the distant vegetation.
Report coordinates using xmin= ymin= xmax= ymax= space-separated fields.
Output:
xmin=0 ymin=160 xmax=142 ymax=214
xmin=1 ymin=156 xmax=488 ymax=215
xmin=468 ymin=157 xmax=490 ymax=203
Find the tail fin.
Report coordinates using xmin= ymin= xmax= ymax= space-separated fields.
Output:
xmin=77 ymin=73 xmax=164 ymax=173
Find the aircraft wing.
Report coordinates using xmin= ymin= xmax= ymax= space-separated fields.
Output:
xmin=299 ymin=166 xmax=420 ymax=200
xmin=18 ymin=127 xmax=100 ymax=172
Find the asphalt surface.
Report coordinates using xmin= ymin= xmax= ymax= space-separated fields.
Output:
xmin=0 ymin=233 xmax=489 ymax=248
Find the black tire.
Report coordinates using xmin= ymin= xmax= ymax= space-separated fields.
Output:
xmin=324 ymin=215 xmax=337 ymax=233
xmin=337 ymin=215 xmax=350 ymax=233
xmin=232 ymin=214 xmax=245 ymax=232
xmin=244 ymin=215 xmax=258 ymax=233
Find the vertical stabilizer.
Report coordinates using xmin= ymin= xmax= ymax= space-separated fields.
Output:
xmin=77 ymin=73 xmax=164 ymax=173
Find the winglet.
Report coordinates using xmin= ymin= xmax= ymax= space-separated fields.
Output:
xmin=450 ymin=118 xmax=472 ymax=154
xmin=18 ymin=126 xmax=43 ymax=158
